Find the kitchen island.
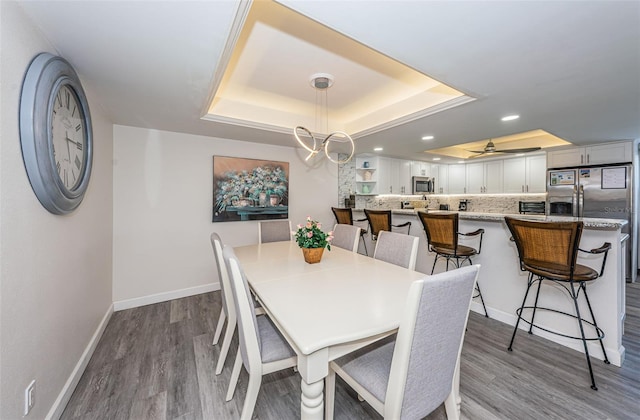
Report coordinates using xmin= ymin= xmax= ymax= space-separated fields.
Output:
xmin=352 ymin=209 xmax=628 ymax=366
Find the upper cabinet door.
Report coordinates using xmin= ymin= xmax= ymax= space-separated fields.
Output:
xmin=448 ymin=164 xmax=466 ymax=194
xmin=484 ymin=160 xmax=504 ymax=193
xmin=465 ymin=162 xmax=484 ymax=194
xmin=503 ymin=157 xmax=526 ymax=193
xmin=547 ymin=148 xmax=584 ymax=168
xmin=584 ymin=142 xmax=632 ymax=165
xmin=377 ymin=157 xmax=392 ymax=194
xmin=525 ymin=154 xmax=547 ymax=193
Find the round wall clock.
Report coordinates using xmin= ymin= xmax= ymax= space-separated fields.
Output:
xmin=19 ymin=52 xmax=93 ymax=215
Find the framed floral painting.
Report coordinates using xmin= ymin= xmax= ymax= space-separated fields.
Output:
xmin=212 ymin=156 xmax=289 ymax=222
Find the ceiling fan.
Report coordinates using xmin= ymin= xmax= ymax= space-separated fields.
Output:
xmin=468 ymin=140 xmax=541 ymax=156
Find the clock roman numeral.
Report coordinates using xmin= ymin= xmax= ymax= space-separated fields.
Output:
xmin=76 ymin=124 xmax=82 ymax=132
xmin=56 ymin=91 xmax=62 ymax=107
xmin=75 ymin=155 xmax=81 ymax=169
xmin=64 ymin=90 xmax=70 ymax=109
xmin=76 ymin=142 xmax=83 ymax=151
xmin=57 ymin=161 xmax=61 ymax=173
xmin=72 ymin=105 xmax=77 ymax=117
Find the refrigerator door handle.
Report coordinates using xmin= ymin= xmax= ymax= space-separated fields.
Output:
xmin=578 ymin=184 xmax=584 ymax=217
xmin=572 ymin=185 xmax=579 ymax=217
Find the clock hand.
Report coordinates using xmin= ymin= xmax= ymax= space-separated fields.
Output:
xmin=65 ymin=131 xmax=71 ymax=160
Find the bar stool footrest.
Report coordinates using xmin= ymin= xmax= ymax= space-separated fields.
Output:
xmin=516 ymin=306 xmax=605 ymax=342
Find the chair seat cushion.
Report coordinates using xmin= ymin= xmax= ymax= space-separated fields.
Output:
xmin=431 ymin=244 xmax=476 ymax=257
xmin=334 ymin=336 xmax=396 ymax=403
xmin=524 ymin=262 xmax=599 ymax=282
xmin=257 ymin=315 xmax=296 ymax=363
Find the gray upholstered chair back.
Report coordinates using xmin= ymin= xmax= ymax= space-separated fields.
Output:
xmin=373 ymin=230 xmax=419 ymax=270
xmin=390 ymin=265 xmax=477 ymax=418
xmin=258 ymin=220 xmax=292 ymax=243
xmin=331 ymin=224 xmax=361 ymax=252
xmin=222 ymin=246 xmax=262 ymax=374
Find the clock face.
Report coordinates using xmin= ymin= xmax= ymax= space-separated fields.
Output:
xmin=51 ymin=84 xmax=87 ymax=192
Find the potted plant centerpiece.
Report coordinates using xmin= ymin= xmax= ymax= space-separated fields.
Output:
xmin=294 ymin=217 xmax=333 ymax=264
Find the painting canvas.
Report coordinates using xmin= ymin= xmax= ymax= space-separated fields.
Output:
xmin=212 ymin=156 xmax=289 ymax=222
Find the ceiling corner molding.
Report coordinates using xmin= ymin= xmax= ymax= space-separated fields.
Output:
xmin=200 ymin=113 xmax=292 ymax=136
xmin=200 ymin=0 xmax=253 ymax=118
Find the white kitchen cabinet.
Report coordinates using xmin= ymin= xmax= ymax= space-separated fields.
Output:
xmin=394 ymin=159 xmax=412 ymax=194
xmin=379 ymin=158 xmax=412 ymax=194
xmin=448 ymin=164 xmax=466 ymax=194
xmin=547 ymin=141 xmax=632 ymax=168
xmin=411 ymin=161 xmax=431 ymax=177
xmin=525 ymin=154 xmax=547 ymax=192
xmin=435 ymin=164 xmax=448 ymax=194
xmin=585 ymin=142 xmax=632 ymax=165
xmin=503 ymin=154 xmax=547 ymax=193
xmin=377 ymin=157 xmax=391 ymax=194
xmin=466 ymin=160 xmax=503 ymax=193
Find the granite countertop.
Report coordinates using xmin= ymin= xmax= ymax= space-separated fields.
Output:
xmin=352 ymin=208 xmax=627 ymax=229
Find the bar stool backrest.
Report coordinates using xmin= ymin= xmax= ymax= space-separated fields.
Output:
xmin=419 ymin=212 xmax=459 ymax=251
xmin=364 ymin=209 xmax=392 ymax=238
xmin=331 ymin=207 xmax=353 ymax=225
xmin=505 ymin=217 xmax=583 ymax=277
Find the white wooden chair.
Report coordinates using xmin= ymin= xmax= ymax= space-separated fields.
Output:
xmin=373 ymin=230 xmax=419 ymax=270
xmin=210 ymin=233 xmax=264 ymax=376
xmin=331 ymin=223 xmax=361 ymax=252
xmin=223 ymin=246 xmax=298 ymax=420
xmin=325 ymin=265 xmax=480 ymax=420
xmin=258 ymin=220 xmax=292 ymax=243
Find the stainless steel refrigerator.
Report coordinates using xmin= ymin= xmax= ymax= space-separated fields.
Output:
xmin=547 ymin=164 xmax=634 ymax=281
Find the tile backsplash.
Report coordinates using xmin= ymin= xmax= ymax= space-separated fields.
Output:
xmin=354 ymin=193 xmax=547 ymax=214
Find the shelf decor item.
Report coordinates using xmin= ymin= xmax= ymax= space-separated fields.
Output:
xmin=294 ymin=217 xmax=333 ymax=264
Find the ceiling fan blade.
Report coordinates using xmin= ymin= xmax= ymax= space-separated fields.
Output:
xmin=468 ymin=150 xmax=487 ymax=154
xmin=496 ymin=147 xmax=542 ymax=153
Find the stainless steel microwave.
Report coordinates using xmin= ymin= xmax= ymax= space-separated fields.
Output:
xmin=412 ymin=176 xmax=434 ymax=194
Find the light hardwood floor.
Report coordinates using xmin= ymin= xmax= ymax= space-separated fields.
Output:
xmin=61 ymin=283 xmax=640 ymax=419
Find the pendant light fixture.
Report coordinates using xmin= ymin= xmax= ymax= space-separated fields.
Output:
xmin=294 ymin=73 xmax=355 ymax=164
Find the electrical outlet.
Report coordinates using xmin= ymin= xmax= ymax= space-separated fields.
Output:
xmin=24 ymin=380 xmax=35 ymax=416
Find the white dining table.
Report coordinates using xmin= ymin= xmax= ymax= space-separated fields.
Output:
xmin=233 ymin=240 xmax=463 ymax=419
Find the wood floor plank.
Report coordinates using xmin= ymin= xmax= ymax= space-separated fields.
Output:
xmin=61 ymin=283 xmax=640 ymax=419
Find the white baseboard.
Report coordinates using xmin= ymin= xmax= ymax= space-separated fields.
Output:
xmin=46 ymin=304 xmax=114 ymax=420
xmin=113 ymin=282 xmax=220 ymax=311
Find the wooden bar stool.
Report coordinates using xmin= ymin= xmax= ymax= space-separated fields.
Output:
xmin=418 ymin=211 xmax=488 ymax=317
xmin=505 ymin=217 xmax=611 ymax=390
xmin=363 ymin=209 xmax=411 ymax=241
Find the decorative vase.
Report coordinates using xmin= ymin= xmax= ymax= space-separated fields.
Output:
xmin=363 ymin=170 xmax=372 ymax=181
xmin=302 ymin=247 xmax=324 ymax=264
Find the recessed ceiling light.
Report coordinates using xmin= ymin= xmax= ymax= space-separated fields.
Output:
xmin=432 ymin=157 xmax=441 ymax=161
xmin=374 ymin=147 xmax=383 ymax=151
xmin=421 ymin=135 xmax=434 ymax=140
xmin=501 ymin=114 xmax=520 ymax=121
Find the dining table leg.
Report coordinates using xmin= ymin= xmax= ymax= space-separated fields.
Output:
xmin=301 ymin=379 xmax=324 ymax=419
xmin=297 ymin=349 xmax=328 ymax=420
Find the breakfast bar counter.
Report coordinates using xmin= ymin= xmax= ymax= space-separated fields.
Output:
xmin=352 ymin=209 xmax=628 ymax=366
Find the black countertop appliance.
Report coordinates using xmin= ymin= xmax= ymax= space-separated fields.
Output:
xmin=519 ymin=201 xmax=546 ymax=214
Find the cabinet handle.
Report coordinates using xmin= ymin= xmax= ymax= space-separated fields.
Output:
xmin=587 ymin=154 xmax=590 ymax=164
xmin=581 ymin=154 xmax=584 ymax=164
xmin=526 ymin=185 xmax=529 ymax=192
xmin=522 ymin=185 xmax=524 ymax=193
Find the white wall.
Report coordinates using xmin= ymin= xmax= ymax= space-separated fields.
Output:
xmin=0 ymin=3 xmax=114 ymax=419
xmin=112 ymin=125 xmax=338 ymax=304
